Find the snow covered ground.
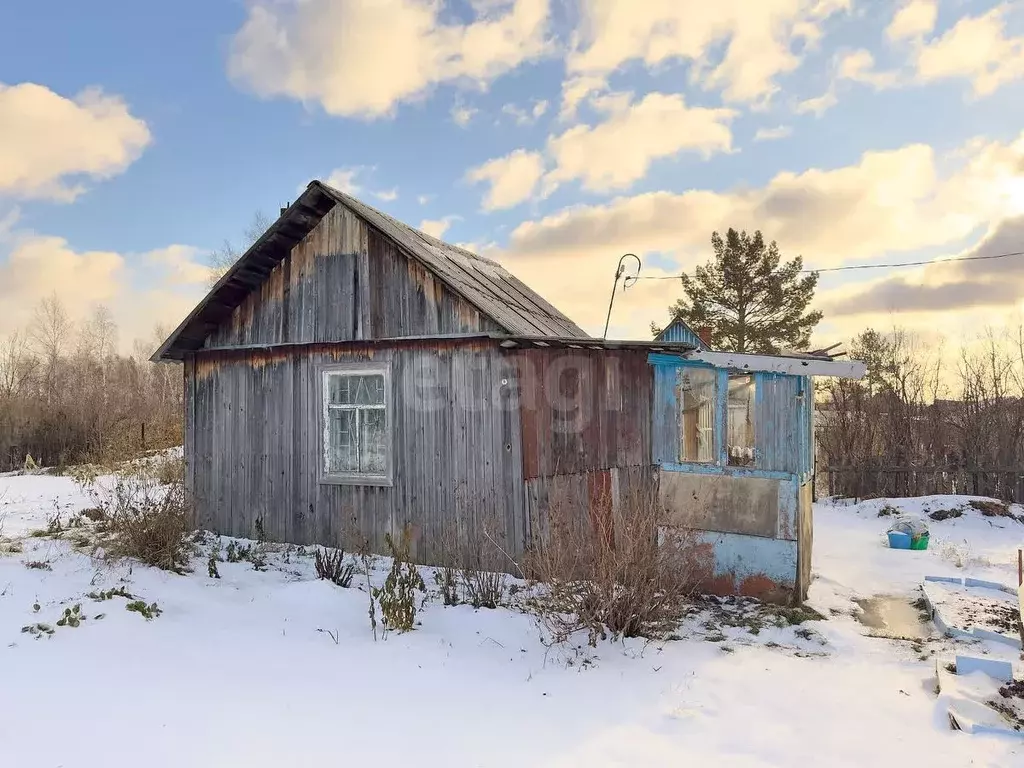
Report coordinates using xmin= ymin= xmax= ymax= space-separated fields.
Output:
xmin=2 ymin=476 xmax=1024 ymax=767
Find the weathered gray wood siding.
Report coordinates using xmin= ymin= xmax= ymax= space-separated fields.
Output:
xmin=189 ymin=340 xmax=526 ymax=564
xmin=206 ymin=205 xmax=502 ymax=348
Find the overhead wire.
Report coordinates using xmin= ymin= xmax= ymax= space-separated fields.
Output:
xmin=626 ymin=249 xmax=1024 ymax=282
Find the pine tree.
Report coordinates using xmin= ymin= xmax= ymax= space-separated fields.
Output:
xmin=666 ymin=229 xmax=822 ymax=353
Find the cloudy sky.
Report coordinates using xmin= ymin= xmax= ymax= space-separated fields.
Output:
xmin=1 ymin=0 xmax=1023 ymax=349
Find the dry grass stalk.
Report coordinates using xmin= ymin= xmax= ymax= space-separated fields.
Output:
xmin=434 ymin=512 xmax=509 ymax=609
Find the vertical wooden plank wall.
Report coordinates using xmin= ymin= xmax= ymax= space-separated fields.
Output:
xmin=191 ymin=342 xmax=528 ymax=564
xmin=206 ymin=206 xmax=503 ymax=349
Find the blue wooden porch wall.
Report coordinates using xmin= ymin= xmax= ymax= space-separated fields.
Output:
xmin=649 ymin=353 xmax=814 ymax=597
xmin=649 ymin=353 xmax=813 ymax=482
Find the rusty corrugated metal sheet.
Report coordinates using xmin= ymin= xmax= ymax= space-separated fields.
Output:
xmin=511 ymin=348 xmax=653 ymax=480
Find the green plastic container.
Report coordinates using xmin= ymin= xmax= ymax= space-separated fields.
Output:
xmin=910 ymin=533 xmax=930 ymax=551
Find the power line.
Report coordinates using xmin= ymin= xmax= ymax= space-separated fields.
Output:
xmin=628 ymin=249 xmax=1024 ymax=281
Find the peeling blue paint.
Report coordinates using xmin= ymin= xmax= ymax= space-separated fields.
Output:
xmin=660 ymin=461 xmax=795 ymax=482
xmin=648 ymin=352 xmax=813 ymax=600
xmin=698 ymin=531 xmax=798 ymax=590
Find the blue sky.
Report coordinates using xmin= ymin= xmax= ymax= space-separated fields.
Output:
xmin=1 ymin=0 xmax=1023 ymax=347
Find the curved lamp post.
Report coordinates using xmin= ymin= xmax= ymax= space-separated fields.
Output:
xmin=602 ymin=253 xmax=642 ymax=339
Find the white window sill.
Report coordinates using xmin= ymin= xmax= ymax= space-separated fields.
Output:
xmin=320 ymin=474 xmax=393 ymax=487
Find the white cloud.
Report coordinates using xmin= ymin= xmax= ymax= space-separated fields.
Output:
xmin=465 ymin=149 xmax=545 ymax=210
xmin=323 ymin=166 xmax=396 ymax=201
xmin=493 ymin=132 xmax=1024 ymax=336
xmin=451 ymin=103 xmax=478 ymax=127
xmin=914 ymin=7 xmax=1024 ymax=96
xmin=0 ymin=82 xmax=151 ymax=202
xmin=567 ymin=0 xmax=852 ymax=105
xmin=0 ymin=226 xmax=211 ymax=348
xmin=887 ymin=0 xmax=938 ymax=41
xmin=228 ymin=0 xmax=552 ymax=119
xmin=837 ymin=49 xmax=899 ymax=89
xmin=502 ymin=99 xmax=549 ymax=125
xmin=818 ymin=215 xmax=1024 ymax=322
xmin=418 ymin=215 xmax=460 ymax=239
xmin=755 ymin=125 xmax=793 ymax=141
xmin=417 ymin=194 xmax=434 ymax=205
xmin=325 ymin=167 xmax=364 ymax=195
xmin=0 ymin=207 xmax=20 ymax=241
xmin=794 ymin=88 xmax=837 ymax=116
xmin=0 ymin=235 xmax=124 ymax=317
xmin=146 ymin=245 xmax=214 ymax=287
xmin=558 ymin=74 xmax=607 ymax=120
xmin=544 ymin=92 xmax=736 ymax=193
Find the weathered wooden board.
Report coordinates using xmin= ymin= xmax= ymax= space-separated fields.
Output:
xmin=189 ymin=341 xmax=527 ymax=565
xmin=205 ymin=206 xmax=503 ymax=349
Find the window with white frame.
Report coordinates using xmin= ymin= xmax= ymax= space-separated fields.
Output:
xmin=727 ymin=373 xmax=756 ymax=466
xmin=322 ymin=367 xmax=390 ymax=482
xmin=677 ymin=367 xmax=717 ymax=463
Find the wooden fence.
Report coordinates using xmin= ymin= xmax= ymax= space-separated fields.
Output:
xmin=821 ymin=466 xmax=1024 ymax=504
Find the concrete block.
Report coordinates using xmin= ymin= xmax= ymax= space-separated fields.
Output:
xmin=955 ymin=655 xmax=1014 ymax=682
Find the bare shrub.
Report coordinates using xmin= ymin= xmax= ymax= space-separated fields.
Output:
xmin=315 ymin=546 xmax=355 ymax=588
xmin=89 ymin=469 xmax=194 ymax=573
xmin=523 ymin=486 xmax=705 ymax=646
xmin=148 ymin=454 xmax=185 ymax=487
xmin=463 ymin=569 xmax=506 ymax=610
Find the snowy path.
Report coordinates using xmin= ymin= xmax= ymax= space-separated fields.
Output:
xmin=1 ymin=476 xmax=1023 ymax=767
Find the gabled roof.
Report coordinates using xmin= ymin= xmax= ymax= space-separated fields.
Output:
xmin=655 ymin=318 xmax=711 ymax=350
xmin=153 ymin=181 xmax=587 ymax=361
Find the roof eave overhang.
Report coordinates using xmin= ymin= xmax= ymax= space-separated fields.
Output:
xmin=151 ymin=184 xmax=337 ymax=362
xmin=684 ymin=349 xmax=866 ymax=379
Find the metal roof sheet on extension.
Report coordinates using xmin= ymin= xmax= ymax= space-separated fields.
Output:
xmin=153 ymin=180 xmax=587 ymax=361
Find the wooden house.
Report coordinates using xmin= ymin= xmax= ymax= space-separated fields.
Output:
xmin=155 ymin=181 xmax=864 ymax=604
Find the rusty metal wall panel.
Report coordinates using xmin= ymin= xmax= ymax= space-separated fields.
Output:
xmin=514 ymin=349 xmax=652 ymax=480
xmin=206 ymin=206 xmax=500 ymax=350
xmin=524 ymin=465 xmax=660 ymax=551
xmin=191 ymin=342 xmax=528 ymax=566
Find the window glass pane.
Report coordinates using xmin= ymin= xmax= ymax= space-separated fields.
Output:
xmin=327 ymin=374 xmax=385 ymax=406
xmin=360 ymin=408 xmax=387 ymax=474
xmin=327 ymin=375 xmax=351 ymax=405
xmin=727 ymin=374 xmax=756 ymax=466
xmin=677 ymin=368 xmax=717 ymax=463
xmin=326 ymin=409 xmax=358 ymax=473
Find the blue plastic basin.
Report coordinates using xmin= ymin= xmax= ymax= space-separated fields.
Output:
xmin=887 ymin=531 xmax=912 ymax=549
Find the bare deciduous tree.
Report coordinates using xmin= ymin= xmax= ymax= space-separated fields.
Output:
xmin=0 ymin=297 xmax=183 ymax=471
xmin=208 ymin=210 xmax=271 ymax=285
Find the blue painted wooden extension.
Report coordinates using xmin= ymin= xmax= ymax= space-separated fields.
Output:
xmin=648 ymin=352 xmax=815 ymax=601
